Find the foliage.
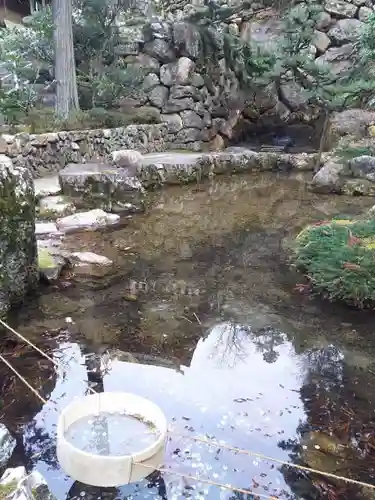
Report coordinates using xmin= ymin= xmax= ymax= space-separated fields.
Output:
xmin=0 ymin=0 xmax=145 ymax=127
xmin=292 ymin=218 xmax=375 ymax=307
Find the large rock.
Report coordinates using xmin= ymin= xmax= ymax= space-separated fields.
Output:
xmin=328 ymin=19 xmax=364 ymax=45
xmin=324 ymin=0 xmax=357 ymax=18
xmin=160 ymin=113 xmax=183 ymax=132
xmin=180 ymin=110 xmax=203 ymax=129
xmin=280 ymin=81 xmax=309 ymax=111
xmin=315 ymin=44 xmax=355 ymax=76
xmin=310 ymin=160 xmax=346 ymax=193
xmin=0 ymin=156 xmax=38 ymax=316
xmin=349 ymin=156 xmax=375 ymax=182
xmin=330 ymin=109 xmax=375 ymax=139
xmin=143 ymin=39 xmax=176 ymax=63
xmin=0 ymin=425 xmax=15 ymax=468
xmin=160 ymin=57 xmax=195 ymax=86
xmin=173 ymin=22 xmax=202 ymax=60
xmin=59 ymin=163 xmax=146 ymax=212
xmin=241 ymin=19 xmax=283 ymax=50
xmin=148 ymin=85 xmax=169 ymax=108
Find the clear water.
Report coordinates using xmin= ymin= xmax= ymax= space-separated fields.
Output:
xmin=65 ymin=412 xmax=159 ymax=456
xmin=3 ymin=172 xmax=375 ymax=500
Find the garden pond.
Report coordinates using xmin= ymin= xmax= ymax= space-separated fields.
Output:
xmin=2 ymin=171 xmax=375 ymax=500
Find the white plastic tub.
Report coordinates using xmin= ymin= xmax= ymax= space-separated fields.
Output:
xmin=56 ymin=392 xmax=168 ymax=487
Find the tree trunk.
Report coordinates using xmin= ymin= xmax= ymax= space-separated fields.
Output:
xmin=52 ymin=0 xmax=79 ymax=119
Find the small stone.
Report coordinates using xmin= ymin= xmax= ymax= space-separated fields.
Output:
xmin=142 ymin=73 xmax=160 ymax=91
xmin=310 ymin=161 xmax=345 ymax=193
xmin=0 ymin=466 xmax=27 ymax=485
xmin=38 ymin=195 xmax=76 ymax=219
xmin=56 ymin=210 xmax=120 ymax=232
xmin=161 ymin=114 xmax=183 ymax=132
xmin=358 ymin=6 xmax=372 ymax=21
xmin=191 ymin=73 xmax=205 ymax=88
xmin=0 ymin=425 xmax=16 ymax=468
xmin=313 ymin=30 xmax=331 ymax=53
xmin=70 ymin=252 xmax=113 ymax=266
xmin=110 ymin=149 xmax=143 ymax=170
xmin=316 ymin=11 xmax=332 ymax=31
xmin=163 ymin=97 xmax=195 ymax=113
xmin=209 ymin=135 xmax=225 ymax=151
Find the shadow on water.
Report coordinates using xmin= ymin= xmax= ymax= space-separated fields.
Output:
xmin=2 ymin=172 xmax=375 ymax=499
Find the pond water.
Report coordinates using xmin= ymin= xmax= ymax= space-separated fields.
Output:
xmin=2 ymin=172 xmax=375 ymax=499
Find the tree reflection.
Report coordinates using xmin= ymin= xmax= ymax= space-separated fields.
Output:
xmin=252 ymin=326 xmax=285 ymax=364
xmin=280 ymin=343 xmax=375 ymax=500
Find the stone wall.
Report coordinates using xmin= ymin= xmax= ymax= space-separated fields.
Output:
xmin=0 ymin=155 xmax=38 ymax=316
xmin=115 ymin=0 xmax=372 ymax=147
xmin=0 ymin=124 xmax=168 ymax=177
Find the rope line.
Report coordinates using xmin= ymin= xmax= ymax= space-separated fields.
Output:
xmin=133 ymin=462 xmax=280 ymax=499
xmin=1 ymin=319 xmax=375 ymax=493
xmin=0 ymin=353 xmax=47 ymax=405
xmin=169 ymin=432 xmax=375 ymax=490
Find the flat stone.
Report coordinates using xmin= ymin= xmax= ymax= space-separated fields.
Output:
xmin=138 ymin=152 xmax=206 ymax=187
xmin=56 ymin=209 xmax=120 ymax=232
xmin=38 ymin=195 xmax=76 ymax=219
xmin=1 ymin=468 xmax=57 ymax=500
xmin=70 ymin=252 xmax=113 ymax=266
xmin=34 ymin=176 xmax=61 ymax=198
xmin=324 ymin=0 xmax=357 ymax=18
xmin=35 ymin=222 xmax=60 ymax=237
xmin=0 ymin=467 xmax=27 ymax=486
xmin=0 ymin=424 xmax=15 ymax=468
xmin=163 ymin=97 xmax=195 ymax=113
xmin=59 ymin=163 xmax=146 ymax=212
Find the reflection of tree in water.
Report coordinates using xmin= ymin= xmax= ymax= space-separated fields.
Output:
xmin=252 ymin=326 xmax=286 ymax=364
xmin=209 ymin=323 xmax=287 ymax=368
xmin=210 ymin=323 xmax=250 ymax=368
xmin=280 ymin=344 xmax=375 ymax=500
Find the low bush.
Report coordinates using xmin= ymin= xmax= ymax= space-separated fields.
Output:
xmin=291 ymin=217 xmax=375 ymax=308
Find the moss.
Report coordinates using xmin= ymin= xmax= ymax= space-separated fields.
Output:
xmin=0 ymin=481 xmax=17 ymax=500
xmin=38 ymin=248 xmax=55 ymax=269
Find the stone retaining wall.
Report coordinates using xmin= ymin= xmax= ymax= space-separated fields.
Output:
xmin=0 ymin=124 xmax=168 ymax=177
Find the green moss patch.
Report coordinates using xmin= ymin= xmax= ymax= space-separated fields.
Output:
xmin=0 ymin=481 xmax=17 ymax=500
xmin=291 ymin=217 xmax=375 ymax=308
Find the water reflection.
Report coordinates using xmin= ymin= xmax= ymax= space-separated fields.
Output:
xmin=3 ymin=173 xmax=375 ymax=499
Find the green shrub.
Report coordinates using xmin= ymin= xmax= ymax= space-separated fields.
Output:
xmin=291 ymin=218 xmax=375 ymax=307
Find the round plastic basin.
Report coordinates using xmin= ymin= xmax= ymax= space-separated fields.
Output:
xmin=56 ymin=392 xmax=167 ymax=487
